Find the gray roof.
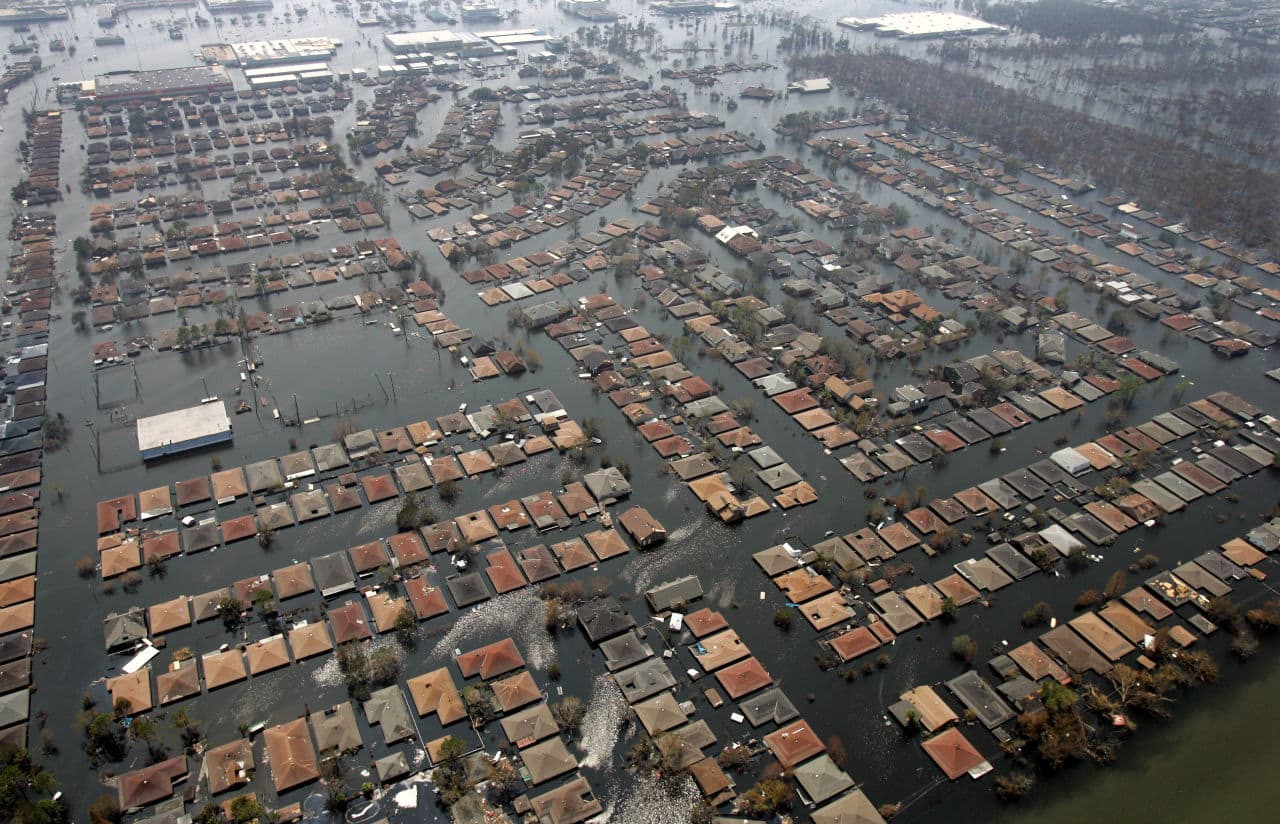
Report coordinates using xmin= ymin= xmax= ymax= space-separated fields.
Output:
xmin=577 ymin=598 xmax=636 ymax=644
xmin=103 ymin=608 xmax=147 ymax=651
xmin=582 ymin=467 xmax=631 ymax=502
xmin=363 ymin=686 xmax=415 ymax=744
xmin=312 ymin=443 xmax=350 ymax=472
xmin=312 ymin=701 xmax=362 ymax=757
xmin=0 ymin=688 xmax=29 ymax=728
xmin=311 ymin=552 xmax=356 ymax=596
xmin=446 ymin=573 xmax=491 ymax=607
xmin=343 ymin=429 xmax=378 ymax=458
xmin=738 ymin=687 xmax=798 ymax=727
xmin=946 ymin=670 xmax=1014 ymax=729
xmin=613 ymin=658 xmax=677 ymax=703
xmin=793 ymin=754 xmax=854 ymax=804
xmin=244 ymin=459 xmax=285 ymax=492
xmin=756 ymin=463 xmax=802 ymax=491
xmin=0 ymin=553 xmax=36 ymax=584
xmin=811 ymin=790 xmax=886 ymax=824
xmin=683 ymin=397 xmax=728 ymax=419
xmin=599 ymin=629 xmax=654 ymax=672
xmin=521 ymin=737 xmax=578 ymax=785
xmin=524 ymin=389 xmax=564 ymax=415
xmin=644 ymin=575 xmax=703 ymax=613
xmin=747 ymin=446 xmax=782 ymax=469
xmin=753 ymin=373 xmax=797 ymax=396
xmin=374 ymin=751 xmax=410 ymax=783
xmin=499 ymin=703 xmax=558 ymax=745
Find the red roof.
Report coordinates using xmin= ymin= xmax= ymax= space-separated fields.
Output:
xmin=921 ymin=727 xmax=986 ymax=780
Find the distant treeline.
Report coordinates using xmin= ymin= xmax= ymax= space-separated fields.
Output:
xmin=979 ymin=0 xmax=1187 ymax=41
xmin=793 ymin=50 xmax=1280 ymax=253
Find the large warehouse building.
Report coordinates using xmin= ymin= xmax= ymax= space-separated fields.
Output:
xmin=91 ymin=65 xmax=235 ymax=102
xmin=383 ymin=30 xmax=485 ymax=54
xmin=136 ymin=402 xmax=232 ymax=461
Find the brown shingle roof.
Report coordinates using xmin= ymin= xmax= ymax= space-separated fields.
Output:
xmin=455 ymin=637 xmax=524 ymax=680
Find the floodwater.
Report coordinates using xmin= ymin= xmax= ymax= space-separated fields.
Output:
xmin=10 ymin=2 xmax=1280 ymax=822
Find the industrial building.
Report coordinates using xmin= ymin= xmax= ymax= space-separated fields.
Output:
xmin=564 ymin=0 xmax=620 ymax=21
xmin=383 ymin=29 xmax=485 ymax=54
xmin=459 ymin=2 xmax=502 ymax=22
xmin=651 ymin=0 xmax=722 ymax=14
xmin=838 ymin=12 xmax=1007 ymax=39
xmin=205 ymin=0 xmax=273 ymax=12
xmin=0 ymin=3 xmax=68 ymax=24
xmin=243 ymin=62 xmax=335 ymax=89
xmin=221 ymin=37 xmax=340 ymax=67
xmin=136 ymin=402 xmax=232 ymax=461
xmin=787 ymin=77 xmax=832 ymax=94
xmin=91 ymin=65 xmax=234 ymax=102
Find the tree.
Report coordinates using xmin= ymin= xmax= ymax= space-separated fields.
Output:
xmin=551 ymin=696 xmax=586 ymax=731
xmin=484 ymin=757 xmax=521 ymax=802
xmin=129 ymin=717 xmax=157 ymax=745
xmin=228 ymin=795 xmax=262 ymax=824
xmin=1028 ymin=682 xmax=1089 ymax=769
xmin=437 ymin=479 xmax=459 ymax=504
xmin=1021 ymin=601 xmax=1052 ymax=627
xmin=0 ymin=746 xmax=68 ymax=824
xmin=994 ymin=771 xmax=1035 ymax=800
xmin=1112 ymin=373 xmax=1144 ymax=409
xmin=218 ymin=597 xmax=246 ymax=631
xmin=1246 ymin=599 xmax=1280 ymax=632
xmin=741 ymin=778 xmax=792 ymax=816
xmin=1106 ymin=664 xmax=1173 ymax=719
xmin=951 ymin=634 xmax=977 ymax=665
xmin=172 ymin=708 xmax=201 ymax=747
xmin=826 ymin=735 xmax=848 ymax=768
xmin=717 ymin=743 xmax=752 ymax=772
xmin=368 ymin=647 xmax=401 ymax=687
xmin=437 ymin=735 xmax=466 ymax=762
xmin=396 ymin=492 xmax=436 ymax=531
xmin=253 ymin=588 xmax=278 ymax=622
xmin=393 ymin=607 xmax=416 ymax=647
xmin=78 ymin=711 xmax=126 ymax=763
xmin=88 ymin=796 xmax=120 ymax=824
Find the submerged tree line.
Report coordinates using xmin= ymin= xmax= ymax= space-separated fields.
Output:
xmin=790 ymin=49 xmax=1280 ymax=255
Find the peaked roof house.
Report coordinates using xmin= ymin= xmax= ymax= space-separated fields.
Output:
xmin=582 ymin=466 xmax=631 ymax=504
xmin=618 ymin=506 xmax=667 ymax=549
xmin=262 ymin=718 xmax=319 ymax=793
